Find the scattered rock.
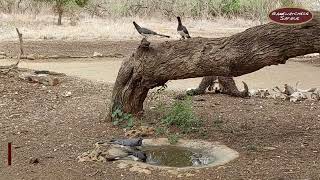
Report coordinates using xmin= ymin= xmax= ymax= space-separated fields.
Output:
xmin=304 ymin=53 xmax=319 ymax=58
xmin=62 ymin=91 xmax=72 ymax=97
xmin=250 ymin=85 xmax=320 ymax=102
xmin=77 ymin=143 xmax=107 ymax=162
xmin=0 ymin=51 xmax=6 ymax=56
xmin=186 ymin=173 xmax=195 ymax=177
xmin=19 ymin=73 xmax=60 ymax=86
xmin=249 ymin=89 xmax=270 ymax=98
xmin=125 ymin=126 xmax=155 ymax=138
xmin=263 ymin=146 xmax=277 ymax=151
xmin=107 ymin=146 xmax=128 ymax=158
xmin=77 ymin=142 xmax=135 ymax=163
xmin=29 ymin=157 xmax=39 ymax=164
xmin=26 ymin=54 xmax=37 ymax=60
xmin=117 ymin=162 xmax=129 ymax=169
xmin=168 ymin=170 xmax=179 ymax=175
xmin=93 ymin=52 xmax=103 ymax=57
xmin=129 ymin=166 xmax=151 ymax=175
xmin=290 ymin=91 xmax=307 ymax=102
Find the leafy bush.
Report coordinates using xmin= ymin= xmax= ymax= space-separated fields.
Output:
xmin=168 ymin=133 xmax=181 ymax=144
xmin=162 ymin=97 xmax=201 ymax=133
xmin=111 ymin=108 xmax=134 ymax=129
xmin=221 ymin=0 xmax=241 ymax=16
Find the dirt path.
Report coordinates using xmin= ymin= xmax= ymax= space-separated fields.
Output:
xmin=1 ymin=59 xmax=320 ymax=90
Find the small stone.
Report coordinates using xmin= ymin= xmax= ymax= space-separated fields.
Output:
xmin=125 ymin=126 xmax=155 ymax=138
xmin=263 ymin=146 xmax=277 ymax=150
xmin=29 ymin=157 xmax=39 ymax=164
xmin=304 ymin=53 xmax=319 ymax=57
xmin=117 ymin=162 xmax=128 ymax=169
xmin=63 ymin=91 xmax=72 ymax=97
xmin=186 ymin=173 xmax=195 ymax=177
xmin=93 ymin=52 xmax=103 ymax=57
xmin=129 ymin=166 xmax=151 ymax=175
xmin=26 ymin=54 xmax=36 ymax=60
xmin=168 ymin=170 xmax=179 ymax=175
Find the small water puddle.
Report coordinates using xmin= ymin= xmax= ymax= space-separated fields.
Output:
xmin=143 ymin=145 xmax=212 ymax=167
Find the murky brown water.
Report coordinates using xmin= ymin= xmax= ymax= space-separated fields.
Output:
xmin=1 ymin=58 xmax=320 ymax=90
xmin=143 ymin=146 xmax=194 ymax=167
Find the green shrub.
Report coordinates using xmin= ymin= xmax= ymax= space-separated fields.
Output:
xmin=111 ymin=108 xmax=134 ymax=129
xmin=221 ymin=0 xmax=241 ymax=16
xmin=168 ymin=133 xmax=181 ymax=144
xmin=162 ymin=97 xmax=200 ymax=133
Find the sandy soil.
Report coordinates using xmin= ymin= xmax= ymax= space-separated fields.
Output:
xmin=1 ymin=39 xmax=320 ymax=180
xmin=1 ymin=72 xmax=320 ymax=180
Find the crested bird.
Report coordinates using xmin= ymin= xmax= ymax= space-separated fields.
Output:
xmin=133 ymin=21 xmax=170 ymax=39
xmin=177 ymin=16 xmax=191 ymax=39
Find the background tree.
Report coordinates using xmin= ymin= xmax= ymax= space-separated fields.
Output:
xmin=37 ymin=0 xmax=88 ymax=25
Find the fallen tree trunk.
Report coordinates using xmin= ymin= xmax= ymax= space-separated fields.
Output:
xmin=109 ymin=16 xmax=320 ymax=119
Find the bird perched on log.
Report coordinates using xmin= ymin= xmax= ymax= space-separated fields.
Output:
xmin=133 ymin=21 xmax=170 ymax=39
xmin=108 ymin=137 xmax=143 ymax=147
xmin=177 ymin=16 xmax=191 ymax=39
xmin=106 ymin=149 xmax=147 ymax=162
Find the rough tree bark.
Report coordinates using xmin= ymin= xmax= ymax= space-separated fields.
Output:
xmin=109 ymin=16 xmax=320 ymax=119
xmin=56 ymin=2 xmax=64 ymax=26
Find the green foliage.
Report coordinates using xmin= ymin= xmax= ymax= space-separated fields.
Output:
xmin=199 ymin=129 xmax=209 ymax=139
xmin=168 ymin=134 xmax=180 ymax=145
xmin=221 ymin=0 xmax=241 ymax=16
xmin=111 ymin=108 xmax=134 ymax=129
xmin=281 ymin=0 xmax=297 ymax=7
xmin=213 ymin=116 xmax=224 ymax=128
xmin=75 ymin=0 xmax=88 ymax=7
xmin=155 ymin=126 xmax=167 ymax=136
xmin=81 ymin=0 xmax=301 ymax=20
xmin=0 ymin=0 xmax=304 ymax=20
xmin=247 ymin=144 xmax=258 ymax=151
xmin=162 ymin=97 xmax=201 ymax=133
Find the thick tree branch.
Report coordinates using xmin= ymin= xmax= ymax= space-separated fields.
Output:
xmin=109 ymin=16 xmax=320 ymax=119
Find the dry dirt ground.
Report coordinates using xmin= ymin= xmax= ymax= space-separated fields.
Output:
xmin=1 ymin=40 xmax=320 ymax=180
